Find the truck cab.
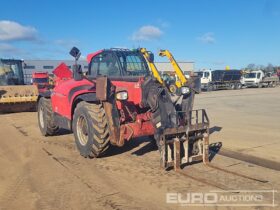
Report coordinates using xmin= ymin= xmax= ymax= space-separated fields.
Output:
xmin=32 ymin=72 xmax=49 ymax=92
xmin=197 ymin=70 xmax=211 ymax=90
xmin=243 ymin=70 xmax=264 ymax=87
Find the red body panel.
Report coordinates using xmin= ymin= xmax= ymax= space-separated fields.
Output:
xmin=122 ymin=121 xmax=154 ymax=140
xmin=52 ymin=79 xmax=95 ymax=119
xmin=113 ymin=80 xmax=142 ymax=107
xmin=53 ymin=63 xmax=72 ymax=80
xmin=51 ymin=76 xmax=155 ymax=139
xmin=87 ymin=50 xmax=103 ymax=63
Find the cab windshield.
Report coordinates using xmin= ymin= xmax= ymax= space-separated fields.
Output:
xmin=244 ymin=73 xmax=256 ymax=78
xmin=89 ymin=50 xmax=149 ymax=77
xmin=204 ymin=71 xmax=210 ymax=78
xmin=115 ymin=51 xmax=149 ymax=76
xmin=33 ymin=78 xmax=49 ymax=84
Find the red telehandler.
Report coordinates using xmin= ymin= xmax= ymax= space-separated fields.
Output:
xmin=37 ymin=47 xmax=209 ymax=169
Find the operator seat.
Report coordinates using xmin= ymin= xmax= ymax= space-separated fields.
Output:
xmin=107 ymin=60 xmax=119 ymax=76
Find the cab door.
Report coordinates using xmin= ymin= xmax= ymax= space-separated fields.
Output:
xmin=256 ymin=72 xmax=261 ymax=83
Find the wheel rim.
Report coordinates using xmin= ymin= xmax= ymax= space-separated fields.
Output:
xmin=39 ymin=106 xmax=45 ymax=128
xmin=76 ymin=115 xmax=89 ymax=146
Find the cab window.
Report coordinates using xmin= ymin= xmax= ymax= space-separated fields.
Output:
xmin=257 ymin=73 xmax=261 ymax=79
xmin=89 ymin=52 xmax=120 ymax=77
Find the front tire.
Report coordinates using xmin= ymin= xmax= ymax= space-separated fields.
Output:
xmin=235 ymin=83 xmax=242 ymax=89
xmin=73 ymin=102 xmax=110 ymax=158
xmin=38 ymin=97 xmax=59 ymax=136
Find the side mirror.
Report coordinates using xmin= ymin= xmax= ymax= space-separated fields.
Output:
xmin=147 ymin=52 xmax=154 ymax=63
xmin=73 ymin=64 xmax=83 ymax=81
xmin=69 ymin=47 xmax=81 ymax=61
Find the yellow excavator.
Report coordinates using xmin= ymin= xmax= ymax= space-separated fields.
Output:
xmin=0 ymin=59 xmax=38 ymax=113
xmin=158 ymin=49 xmax=188 ymax=87
xmin=139 ymin=48 xmax=193 ymax=91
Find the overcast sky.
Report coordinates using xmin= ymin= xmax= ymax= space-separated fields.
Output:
xmin=0 ymin=0 xmax=280 ymax=69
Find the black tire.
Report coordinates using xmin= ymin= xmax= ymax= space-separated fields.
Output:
xmin=235 ymin=83 xmax=242 ymax=89
xmin=212 ymin=85 xmax=217 ymax=91
xmin=229 ymin=83 xmax=235 ymax=90
xmin=269 ymin=82 xmax=276 ymax=88
xmin=72 ymin=101 xmax=110 ymax=158
xmin=38 ymin=97 xmax=59 ymax=136
xmin=207 ymin=85 xmax=213 ymax=92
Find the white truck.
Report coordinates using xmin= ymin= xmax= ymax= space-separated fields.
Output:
xmin=196 ymin=69 xmax=242 ymax=91
xmin=242 ymin=70 xmax=279 ymax=88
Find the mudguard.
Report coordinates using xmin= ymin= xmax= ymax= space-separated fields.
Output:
xmin=96 ymin=76 xmax=122 ymax=146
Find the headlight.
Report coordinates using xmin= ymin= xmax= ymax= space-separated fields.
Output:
xmin=116 ymin=91 xmax=128 ymax=100
xmin=181 ymin=86 xmax=190 ymax=95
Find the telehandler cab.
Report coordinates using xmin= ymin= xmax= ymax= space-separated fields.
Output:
xmin=37 ymin=47 xmax=209 ymax=169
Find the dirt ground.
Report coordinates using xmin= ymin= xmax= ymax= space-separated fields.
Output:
xmin=0 ymin=87 xmax=279 ymax=210
xmin=195 ymin=87 xmax=280 ymax=162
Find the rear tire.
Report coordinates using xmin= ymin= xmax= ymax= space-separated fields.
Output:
xmin=73 ymin=101 xmax=110 ymax=158
xmin=38 ymin=97 xmax=59 ymax=136
xmin=212 ymin=84 xmax=217 ymax=91
xmin=229 ymin=83 xmax=235 ymax=90
xmin=270 ymin=82 xmax=276 ymax=88
xmin=207 ymin=85 xmax=213 ymax=92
